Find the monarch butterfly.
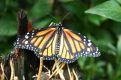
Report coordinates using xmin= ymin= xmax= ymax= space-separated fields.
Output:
xmin=14 ymin=23 xmax=100 ymax=63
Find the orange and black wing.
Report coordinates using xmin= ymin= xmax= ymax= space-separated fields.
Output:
xmin=15 ymin=27 xmax=57 ymax=60
xmin=58 ymin=28 xmax=100 ymax=63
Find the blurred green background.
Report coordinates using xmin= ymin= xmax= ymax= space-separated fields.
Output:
xmin=0 ymin=0 xmax=121 ymax=80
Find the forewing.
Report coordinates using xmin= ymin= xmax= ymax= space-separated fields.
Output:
xmin=58 ymin=28 xmax=100 ymax=63
xmin=15 ymin=27 xmax=57 ymax=60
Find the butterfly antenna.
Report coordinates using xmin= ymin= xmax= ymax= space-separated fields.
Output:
xmin=48 ymin=14 xmax=60 ymax=26
xmin=49 ymin=15 xmax=59 ymax=22
xmin=48 ymin=12 xmax=70 ymax=26
xmin=60 ymin=12 xmax=71 ymax=23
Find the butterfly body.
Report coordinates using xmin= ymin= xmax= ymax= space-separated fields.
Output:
xmin=15 ymin=23 xmax=100 ymax=63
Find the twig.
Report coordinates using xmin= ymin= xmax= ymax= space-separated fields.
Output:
xmin=71 ymin=71 xmax=74 ymax=80
xmin=67 ymin=64 xmax=72 ymax=80
xmin=10 ymin=58 xmax=15 ymax=80
xmin=52 ymin=59 xmax=59 ymax=72
xmin=49 ymin=62 xmax=65 ymax=79
xmin=55 ymin=63 xmax=65 ymax=76
xmin=37 ymin=57 xmax=43 ymax=80
xmin=72 ymin=68 xmax=78 ymax=80
xmin=43 ymin=65 xmax=50 ymax=76
xmin=0 ymin=63 xmax=5 ymax=80
xmin=49 ymin=61 xmax=60 ymax=79
xmin=58 ymin=68 xmax=65 ymax=80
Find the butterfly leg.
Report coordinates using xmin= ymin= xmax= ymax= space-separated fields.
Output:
xmin=37 ymin=57 xmax=43 ymax=80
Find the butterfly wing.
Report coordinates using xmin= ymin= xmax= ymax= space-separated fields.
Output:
xmin=58 ymin=28 xmax=100 ymax=63
xmin=15 ymin=27 xmax=58 ymax=60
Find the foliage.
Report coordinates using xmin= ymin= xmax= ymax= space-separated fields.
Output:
xmin=0 ymin=0 xmax=121 ymax=80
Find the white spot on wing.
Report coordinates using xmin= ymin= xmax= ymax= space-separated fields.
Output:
xmin=25 ymin=35 xmax=29 ymax=39
xmin=88 ymin=40 xmax=91 ymax=42
xmin=25 ymin=41 xmax=28 ymax=44
xmin=87 ymin=48 xmax=90 ymax=52
xmin=27 ymin=32 xmax=29 ymax=35
xmin=88 ymin=43 xmax=92 ymax=46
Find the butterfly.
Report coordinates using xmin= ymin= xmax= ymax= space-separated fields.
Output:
xmin=14 ymin=23 xmax=100 ymax=63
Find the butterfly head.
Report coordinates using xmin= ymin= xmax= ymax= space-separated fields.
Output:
xmin=49 ymin=22 xmax=62 ymax=28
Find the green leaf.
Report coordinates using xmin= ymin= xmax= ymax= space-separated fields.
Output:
xmin=62 ymin=0 xmax=85 ymax=20
xmin=33 ymin=18 xmax=51 ymax=28
xmin=59 ymin=0 xmax=73 ymax=2
xmin=97 ymin=61 xmax=106 ymax=67
xmin=78 ymin=57 xmax=87 ymax=69
xmin=117 ymin=0 xmax=121 ymax=4
xmin=85 ymin=0 xmax=121 ymax=22
xmin=117 ymin=35 xmax=121 ymax=55
xmin=29 ymin=0 xmax=52 ymax=19
xmin=94 ymin=29 xmax=116 ymax=54
xmin=111 ymin=22 xmax=121 ymax=37
xmin=96 ymin=61 xmax=105 ymax=73
xmin=87 ymin=14 xmax=106 ymax=26
xmin=0 ymin=16 xmax=17 ymax=36
xmin=107 ymin=63 xmax=113 ymax=78
xmin=0 ymin=42 xmax=13 ymax=56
